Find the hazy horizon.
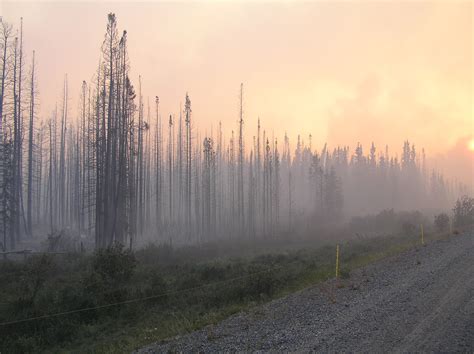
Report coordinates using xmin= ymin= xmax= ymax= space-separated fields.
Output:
xmin=2 ymin=1 xmax=473 ymax=185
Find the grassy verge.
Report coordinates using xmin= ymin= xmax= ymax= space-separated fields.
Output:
xmin=0 ymin=228 xmax=456 ymax=353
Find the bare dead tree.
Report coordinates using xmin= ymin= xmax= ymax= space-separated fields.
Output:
xmin=26 ymin=50 xmax=35 ymax=235
xmin=154 ymin=96 xmax=162 ymax=232
xmin=58 ymin=75 xmax=68 ymax=227
xmin=17 ymin=18 xmax=26 ymax=237
xmin=184 ymin=93 xmax=192 ymax=238
xmin=237 ymin=83 xmax=244 ymax=235
xmin=11 ymin=35 xmax=20 ymax=246
xmin=168 ymin=114 xmax=173 ymax=225
xmin=136 ymin=76 xmax=144 ymax=237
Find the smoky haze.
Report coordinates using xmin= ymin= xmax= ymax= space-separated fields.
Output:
xmin=2 ymin=1 xmax=473 ymax=186
xmin=1 ymin=3 xmax=474 ymax=353
xmin=0 ymin=1 xmax=472 ymax=249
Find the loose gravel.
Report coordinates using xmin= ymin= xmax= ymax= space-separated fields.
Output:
xmin=138 ymin=230 xmax=474 ymax=352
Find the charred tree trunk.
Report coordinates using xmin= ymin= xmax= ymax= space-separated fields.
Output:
xmin=26 ymin=51 xmax=35 ymax=235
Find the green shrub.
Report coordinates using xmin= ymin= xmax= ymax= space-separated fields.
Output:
xmin=92 ymin=243 xmax=137 ymax=285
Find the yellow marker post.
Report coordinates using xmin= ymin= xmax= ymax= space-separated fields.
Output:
xmin=421 ymin=224 xmax=424 ymax=245
xmin=336 ymin=244 xmax=340 ymax=279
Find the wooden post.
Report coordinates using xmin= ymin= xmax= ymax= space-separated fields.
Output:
xmin=421 ymin=224 xmax=424 ymax=245
xmin=336 ymin=244 xmax=340 ymax=279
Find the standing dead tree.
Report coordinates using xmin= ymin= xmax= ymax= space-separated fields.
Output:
xmin=202 ymin=137 xmax=214 ymax=240
xmin=154 ymin=96 xmax=163 ymax=234
xmin=94 ymin=14 xmax=135 ymax=248
xmin=26 ymin=50 xmax=36 ymax=235
xmin=184 ymin=93 xmax=192 ymax=239
xmin=168 ymin=114 xmax=173 ymax=226
xmin=237 ymin=83 xmax=245 ymax=235
xmin=0 ymin=19 xmax=13 ymax=250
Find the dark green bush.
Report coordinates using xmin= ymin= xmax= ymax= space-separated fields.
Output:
xmin=92 ymin=243 xmax=137 ymax=285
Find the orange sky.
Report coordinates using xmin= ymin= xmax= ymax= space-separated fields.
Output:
xmin=2 ymin=1 xmax=473 ymax=185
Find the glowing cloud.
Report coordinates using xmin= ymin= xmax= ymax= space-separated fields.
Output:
xmin=469 ymin=138 xmax=474 ymax=152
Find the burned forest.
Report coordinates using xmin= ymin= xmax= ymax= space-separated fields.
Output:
xmin=0 ymin=14 xmax=469 ymax=252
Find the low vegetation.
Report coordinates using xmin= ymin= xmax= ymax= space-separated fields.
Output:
xmin=1 ymin=211 xmax=465 ymax=353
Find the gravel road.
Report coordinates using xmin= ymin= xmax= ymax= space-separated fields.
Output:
xmin=139 ymin=231 xmax=474 ymax=352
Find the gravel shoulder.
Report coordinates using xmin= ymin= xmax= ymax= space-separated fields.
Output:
xmin=139 ymin=231 xmax=474 ymax=352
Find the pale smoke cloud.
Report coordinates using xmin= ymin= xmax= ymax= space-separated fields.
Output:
xmin=2 ymin=1 xmax=472 ymax=176
xmin=326 ymin=74 xmax=473 ymax=187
